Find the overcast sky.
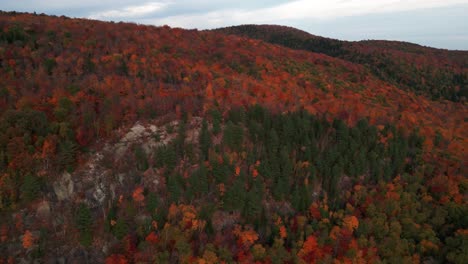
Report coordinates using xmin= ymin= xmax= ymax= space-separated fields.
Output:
xmin=1 ymin=0 xmax=467 ymax=50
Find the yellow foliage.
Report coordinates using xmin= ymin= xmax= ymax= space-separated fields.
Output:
xmin=345 ymin=203 xmax=354 ymax=213
xmin=252 ymin=244 xmax=266 ymax=260
xmin=200 ymin=250 xmax=218 ymax=264
xmin=296 ymin=216 xmax=307 ymax=229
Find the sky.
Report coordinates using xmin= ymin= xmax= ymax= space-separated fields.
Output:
xmin=1 ymin=0 xmax=467 ymax=50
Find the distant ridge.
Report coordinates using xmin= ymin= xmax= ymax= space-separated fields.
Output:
xmin=214 ymin=24 xmax=468 ymax=102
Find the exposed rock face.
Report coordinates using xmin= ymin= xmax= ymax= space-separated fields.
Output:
xmin=15 ymin=117 xmax=204 ymax=262
xmin=53 ymin=172 xmax=74 ymax=201
xmin=91 ymin=182 xmax=106 ymax=207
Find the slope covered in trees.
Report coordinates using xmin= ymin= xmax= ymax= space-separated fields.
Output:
xmin=0 ymin=12 xmax=466 ymax=263
xmin=214 ymin=25 xmax=468 ymax=102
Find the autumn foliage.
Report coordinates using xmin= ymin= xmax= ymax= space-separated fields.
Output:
xmin=0 ymin=11 xmax=466 ymax=264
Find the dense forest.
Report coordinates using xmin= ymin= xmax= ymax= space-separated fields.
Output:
xmin=0 ymin=12 xmax=466 ymax=263
xmin=214 ymin=25 xmax=468 ymax=102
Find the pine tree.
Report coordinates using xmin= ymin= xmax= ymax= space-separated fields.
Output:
xmin=21 ymin=174 xmax=40 ymax=202
xmin=134 ymin=145 xmax=148 ymax=171
xmin=113 ymin=219 xmax=129 ymax=240
xmin=210 ymin=109 xmax=222 ymax=135
xmin=75 ymin=203 xmax=93 ymax=246
xmin=223 ymin=121 xmax=243 ymax=151
xmin=199 ymin=119 xmax=211 ymax=161
xmin=189 ymin=163 xmax=209 ymax=199
xmin=223 ymin=178 xmax=244 ymax=211
xmin=58 ymin=140 xmax=77 ymax=172
xmin=174 ymin=120 xmax=186 ymax=157
xmin=146 ymin=192 xmax=159 ymax=214
xmin=243 ymin=188 xmax=262 ymax=221
xmin=167 ymin=173 xmax=183 ymax=203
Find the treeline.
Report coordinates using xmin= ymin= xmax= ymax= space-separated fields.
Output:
xmin=215 ymin=25 xmax=468 ymax=102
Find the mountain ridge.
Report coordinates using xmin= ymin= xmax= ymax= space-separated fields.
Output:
xmin=213 ymin=24 xmax=468 ymax=101
xmin=0 ymin=12 xmax=466 ymax=263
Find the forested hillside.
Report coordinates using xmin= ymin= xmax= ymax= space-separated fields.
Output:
xmin=0 ymin=12 xmax=466 ymax=263
xmin=214 ymin=25 xmax=468 ymax=102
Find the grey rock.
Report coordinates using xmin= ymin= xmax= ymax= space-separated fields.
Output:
xmin=92 ymin=183 xmax=106 ymax=205
xmin=109 ymin=183 xmax=116 ymax=201
xmin=53 ymin=172 xmax=74 ymax=201
xmin=118 ymin=173 xmax=125 ymax=185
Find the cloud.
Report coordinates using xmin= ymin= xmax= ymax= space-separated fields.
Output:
xmin=88 ymin=1 xmax=169 ymax=20
xmin=1 ymin=0 xmax=467 ymax=49
xmin=262 ymin=0 xmax=468 ymax=20
xmin=139 ymin=0 xmax=468 ymax=29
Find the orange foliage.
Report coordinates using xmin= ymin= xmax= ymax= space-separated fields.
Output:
xmin=235 ymin=166 xmax=241 ymax=176
xmin=0 ymin=13 xmax=466 ymax=263
xmin=105 ymin=254 xmax=128 ymax=264
xmin=342 ymin=216 xmax=359 ymax=231
xmin=41 ymin=136 xmax=56 ymax=158
xmin=145 ymin=232 xmax=158 ymax=244
xmin=299 ymin=235 xmax=318 ymax=257
xmin=205 ymin=83 xmax=214 ymax=99
xmin=252 ymin=168 xmax=259 ymax=178
xmin=279 ymin=226 xmax=287 ymax=239
xmin=132 ymin=187 xmax=145 ymax=203
xmin=234 ymin=226 xmax=259 ymax=248
xmin=218 ymin=183 xmax=225 ymax=196
xmin=22 ymin=230 xmax=34 ymax=249
xmin=329 ymin=226 xmax=341 ymax=240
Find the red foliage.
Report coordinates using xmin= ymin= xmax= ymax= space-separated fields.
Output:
xmin=105 ymin=254 xmax=128 ymax=264
xmin=145 ymin=232 xmax=158 ymax=244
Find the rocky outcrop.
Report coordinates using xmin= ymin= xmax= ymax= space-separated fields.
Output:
xmin=53 ymin=172 xmax=74 ymax=201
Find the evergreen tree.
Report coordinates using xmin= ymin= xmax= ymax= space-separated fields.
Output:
xmin=58 ymin=140 xmax=77 ymax=172
xmin=210 ymin=109 xmax=222 ymax=135
xmin=174 ymin=120 xmax=186 ymax=157
xmin=146 ymin=192 xmax=159 ymax=214
xmin=167 ymin=173 xmax=183 ymax=203
xmin=75 ymin=203 xmax=93 ymax=246
xmin=21 ymin=174 xmax=41 ymax=202
xmin=223 ymin=177 xmax=245 ymax=211
xmin=223 ymin=121 xmax=243 ymax=151
xmin=154 ymin=145 xmax=177 ymax=172
xmin=113 ymin=219 xmax=129 ymax=240
xmin=211 ymin=155 xmax=229 ymax=184
xmin=243 ymin=187 xmax=262 ymax=221
xmin=199 ymin=119 xmax=211 ymax=161
xmin=189 ymin=163 xmax=209 ymax=199
xmin=134 ymin=145 xmax=148 ymax=171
